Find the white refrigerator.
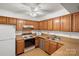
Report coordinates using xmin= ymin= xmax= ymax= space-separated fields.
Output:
xmin=0 ymin=24 xmax=16 ymax=56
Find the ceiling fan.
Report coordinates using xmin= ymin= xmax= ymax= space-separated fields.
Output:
xmin=22 ymin=3 xmax=46 ymax=17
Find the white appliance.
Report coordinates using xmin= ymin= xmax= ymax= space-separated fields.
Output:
xmin=0 ymin=24 xmax=16 ymax=56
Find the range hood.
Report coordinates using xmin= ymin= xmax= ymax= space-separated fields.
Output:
xmin=23 ymin=25 xmax=34 ymax=30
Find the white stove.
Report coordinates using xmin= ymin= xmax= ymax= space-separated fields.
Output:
xmin=22 ymin=34 xmax=34 ymax=40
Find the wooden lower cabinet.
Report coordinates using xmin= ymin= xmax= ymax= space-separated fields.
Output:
xmin=49 ymin=41 xmax=57 ymax=54
xmin=35 ymin=37 xmax=40 ymax=48
xmin=57 ymin=43 xmax=63 ymax=49
xmin=38 ymin=37 xmax=63 ymax=55
xmin=16 ymin=39 xmax=25 ymax=55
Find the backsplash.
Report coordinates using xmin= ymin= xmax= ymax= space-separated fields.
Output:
xmin=16 ymin=30 xmax=79 ymax=39
xmin=32 ymin=30 xmax=79 ymax=39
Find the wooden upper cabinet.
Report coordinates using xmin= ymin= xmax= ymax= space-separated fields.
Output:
xmin=43 ymin=20 xmax=48 ymax=30
xmin=39 ymin=21 xmax=43 ymax=30
xmin=7 ymin=17 xmax=16 ymax=25
xmin=0 ymin=16 xmax=7 ymax=24
xmin=53 ymin=17 xmax=61 ymax=31
xmin=24 ymin=20 xmax=33 ymax=25
xmin=48 ymin=19 xmax=53 ymax=30
xmin=73 ymin=12 xmax=79 ymax=32
xmin=16 ymin=19 xmax=24 ymax=31
xmin=61 ymin=14 xmax=72 ymax=32
xmin=33 ymin=21 xmax=39 ymax=30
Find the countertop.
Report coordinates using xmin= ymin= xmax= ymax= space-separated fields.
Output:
xmin=37 ymin=35 xmax=79 ymax=56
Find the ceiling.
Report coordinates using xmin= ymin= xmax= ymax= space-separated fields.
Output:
xmin=0 ymin=3 xmax=79 ymax=21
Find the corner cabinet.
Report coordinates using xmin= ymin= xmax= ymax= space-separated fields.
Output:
xmin=73 ymin=12 xmax=79 ymax=32
xmin=61 ymin=14 xmax=72 ymax=32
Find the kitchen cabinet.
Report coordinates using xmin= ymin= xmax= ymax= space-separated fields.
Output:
xmin=48 ymin=19 xmax=53 ymax=30
xmin=16 ymin=39 xmax=25 ymax=55
xmin=57 ymin=43 xmax=63 ymax=49
xmin=16 ymin=19 xmax=24 ymax=31
xmin=39 ymin=21 xmax=43 ymax=30
xmin=0 ymin=16 xmax=7 ymax=24
xmin=35 ymin=37 xmax=40 ymax=48
xmin=43 ymin=20 xmax=48 ymax=30
xmin=49 ymin=41 xmax=57 ymax=54
xmin=24 ymin=20 xmax=39 ymax=30
xmin=44 ymin=39 xmax=50 ymax=53
xmin=32 ymin=21 xmax=39 ymax=30
xmin=61 ymin=14 xmax=72 ymax=32
xmin=7 ymin=17 xmax=16 ymax=25
xmin=53 ymin=17 xmax=61 ymax=31
xmin=73 ymin=12 xmax=79 ymax=32
xmin=24 ymin=20 xmax=33 ymax=25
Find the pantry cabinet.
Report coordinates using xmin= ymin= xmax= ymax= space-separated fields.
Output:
xmin=73 ymin=12 xmax=79 ymax=32
xmin=0 ymin=16 xmax=7 ymax=24
xmin=53 ymin=17 xmax=61 ymax=31
xmin=7 ymin=17 xmax=16 ymax=25
xmin=61 ymin=14 xmax=72 ymax=32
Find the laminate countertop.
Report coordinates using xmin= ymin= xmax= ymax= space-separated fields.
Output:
xmin=37 ymin=35 xmax=79 ymax=56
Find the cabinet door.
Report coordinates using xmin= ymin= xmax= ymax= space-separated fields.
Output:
xmin=7 ymin=17 xmax=16 ymax=25
xmin=0 ymin=16 xmax=7 ymax=24
xmin=57 ymin=43 xmax=63 ymax=49
xmin=49 ymin=41 xmax=57 ymax=54
xmin=43 ymin=21 xmax=48 ymax=30
xmin=61 ymin=14 xmax=72 ymax=32
xmin=53 ymin=17 xmax=61 ymax=31
xmin=32 ymin=21 xmax=39 ymax=30
xmin=39 ymin=21 xmax=43 ymax=30
xmin=44 ymin=39 xmax=50 ymax=53
xmin=73 ymin=12 xmax=79 ymax=32
xmin=48 ymin=19 xmax=53 ymax=30
xmin=16 ymin=39 xmax=24 ymax=55
xmin=16 ymin=19 xmax=24 ymax=31
xmin=35 ymin=37 xmax=40 ymax=48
